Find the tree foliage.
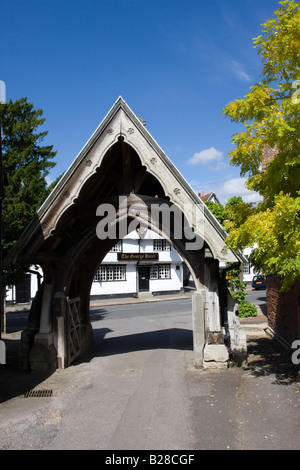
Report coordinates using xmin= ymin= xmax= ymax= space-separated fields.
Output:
xmin=225 ymin=263 xmax=257 ymax=318
xmin=1 ymin=97 xmax=56 ymax=284
xmin=222 ymin=0 xmax=300 ymax=291
xmin=205 ymin=199 xmax=258 ymax=317
xmin=205 ymin=200 xmax=225 ymax=225
xmin=205 ymin=196 xmax=253 ymax=230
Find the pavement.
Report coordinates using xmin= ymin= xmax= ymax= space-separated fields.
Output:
xmin=1 ymin=288 xmax=299 ymax=450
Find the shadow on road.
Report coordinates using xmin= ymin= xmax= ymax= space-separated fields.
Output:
xmin=246 ymin=334 xmax=299 ymax=386
xmin=89 ymin=309 xmax=110 ymax=322
xmin=1 ymin=325 xmax=299 ymax=405
xmin=91 ymin=327 xmax=194 ymax=357
xmin=0 ymin=337 xmax=54 ymax=404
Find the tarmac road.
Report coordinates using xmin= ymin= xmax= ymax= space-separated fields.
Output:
xmin=0 ymin=295 xmax=299 ymax=451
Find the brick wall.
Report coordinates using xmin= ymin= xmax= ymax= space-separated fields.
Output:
xmin=267 ymin=274 xmax=300 ymax=347
xmin=261 ymin=145 xmax=279 ymax=171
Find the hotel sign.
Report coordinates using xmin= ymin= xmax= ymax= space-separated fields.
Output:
xmin=117 ymin=253 xmax=158 ymax=261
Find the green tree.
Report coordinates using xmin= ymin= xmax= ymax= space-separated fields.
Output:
xmin=205 ymin=200 xmax=225 ymax=225
xmin=225 ymin=263 xmax=257 ymax=318
xmin=223 ymin=198 xmax=258 ymax=318
xmin=1 ymin=97 xmax=56 ymax=283
xmin=205 ymin=196 xmax=253 ymax=230
xmin=223 ymin=196 xmax=254 ymax=234
xmin=222 ymin=0 xmax=300 ymax=291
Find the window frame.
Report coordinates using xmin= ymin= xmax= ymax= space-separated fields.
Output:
xmin=150 ymin=264 xmax=171 ymax=280
xmin=94 ymin=264 xmax=126 ymax=282
xmin=153 ymin=239 xmax=171 ymax=252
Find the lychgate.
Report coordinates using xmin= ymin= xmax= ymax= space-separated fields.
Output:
xmin=5 ymin=97 xmax=247 ymax=372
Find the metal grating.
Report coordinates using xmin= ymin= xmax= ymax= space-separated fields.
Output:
xmin=23 ymin=389 xmax=53 ymax=398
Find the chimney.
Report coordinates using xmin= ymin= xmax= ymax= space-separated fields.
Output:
xmin=198 ymin=191 xmax=204 ymax=199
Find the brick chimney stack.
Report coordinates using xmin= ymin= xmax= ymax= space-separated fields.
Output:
xmin=262 ymin=145 xmax=279 ymax=171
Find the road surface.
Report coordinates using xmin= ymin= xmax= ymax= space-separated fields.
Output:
xmin=5 ymin=289 xmax=266 ymax=333
xmin=1 ymin=293 xmax=299 ymax=451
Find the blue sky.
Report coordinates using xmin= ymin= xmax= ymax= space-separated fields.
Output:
xmin=1 ymin=0 xmax=279 ymax=204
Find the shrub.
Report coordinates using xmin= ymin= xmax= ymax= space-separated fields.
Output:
xmin=239 ymin=301 xmax=257 ymax=318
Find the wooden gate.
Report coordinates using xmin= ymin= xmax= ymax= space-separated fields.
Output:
xmin=66 ymin=297 xmax=81 ymax=365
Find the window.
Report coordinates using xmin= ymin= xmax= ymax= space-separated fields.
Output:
xmin=110 ymin=241 xmax=122 ymax=252
xmin=94 ymin=265 xmax=126 ymax=282
xmin=243 ymin=262 xmax=250 ymax=275
xmin=94 ymin=266 xmax=106 ymax=282
xmin=107 ymin=266 xmax=114 ymax=281
xmin=150 ymin=265 xmax=158 ymax=279
xmin=150 ymin=264 xmax=171 ymax=280
xmin=159 ymin=264 xmax=171 ymax=279
xmin=153 ymin=239 xmax=171 ymax=251
xmin=113 ymin=265 xmax=125 ymax=281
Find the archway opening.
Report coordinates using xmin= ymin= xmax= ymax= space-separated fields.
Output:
xmin=87 ymin=227 xmax=197 ymax=361
xmin=59 ymin=139 xmax=209 ymax=366
xmin=63 ymin=193 xmax=208 ymax=367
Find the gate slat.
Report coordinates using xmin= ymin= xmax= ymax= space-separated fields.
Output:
xmin=66 ymin=297 xmax=81 ymax=364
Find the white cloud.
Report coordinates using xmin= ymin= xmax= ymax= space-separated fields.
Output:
xmin=215 ymin=161 xmax=228 ymax=171
xmin=222 ymin=177 xmax=262 ymax=203
xmin=223 ymin=177 xmax=247 ymax=195
xmin=187 ymin=147 xmax=223 ymax=165
xmin=188 ymin=177 xmax=262 ymax=205
xmin=232 ymin=61 xmax=251 ymax=82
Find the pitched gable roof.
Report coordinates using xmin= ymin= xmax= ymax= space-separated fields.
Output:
xmin=5 ymin=97 xmax=245 ymax=265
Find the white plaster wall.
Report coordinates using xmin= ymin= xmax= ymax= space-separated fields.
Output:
xmin=149 ymin=264 xmax=182 ymax=292
xmin=7 ymin=232 xmax=185 ymax=300
xmin=91 ymin=263 xmax=137 ymax=296
xmin=90 ymin=230 xmax=184 ymax=296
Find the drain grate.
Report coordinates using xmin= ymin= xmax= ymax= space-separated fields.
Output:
xmin=24 ymin=389 xmax=53 ymax=398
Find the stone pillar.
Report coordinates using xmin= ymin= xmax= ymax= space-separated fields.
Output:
xmin=18 ymin=282 xmax=43 ymax=371
xmin=227 ymin=290 xmax=247 ymax=367
xmin=29 ymin=335 xmax=57 ymax=373
xmin=192 ymin=289 xmax=206 ymax=368
xmin=53 ymin=291 xmax=66 ymax=369
xmin=204 ymin=258 xmax=221 ymax=333
xmin=202 ymin=258 xmax=230 ymax=369
xmin=39 ymin=283 xmax=54 ymax=334
xmin=29 ymin=283 xmax=57 ymax=373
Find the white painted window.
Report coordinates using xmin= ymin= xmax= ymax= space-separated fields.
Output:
xmin=243 ymin=261 xmax=250 ymax=275
xmin=113 ymin=265 xmax=126 ymax=280
xmin=150 ymin=265 xmax=158 ymax=279
xmin=94 ymin=266 xmax=107 ymax=282
xmin=94 ymin=265 xmax=126 ymax=282
xmin=159 ymin=264 xmax=171 ymax=279
xmin=107 ymin=266 xmax=114 ymax=281
xmin=150 ymin=264 xmax=171 ymax=279
xmin=153 ymin=239 xmax=171 ymax=251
